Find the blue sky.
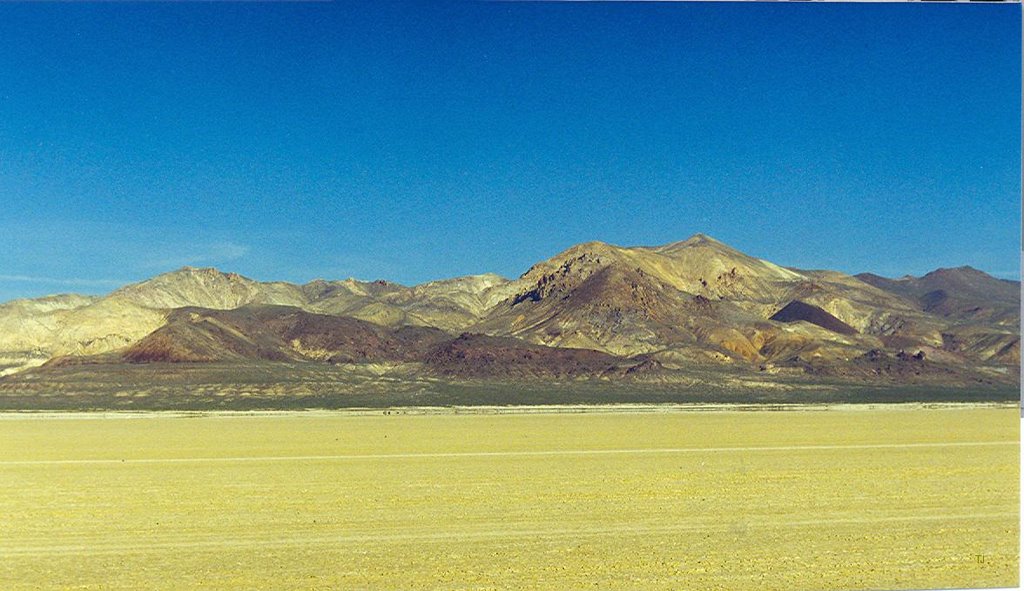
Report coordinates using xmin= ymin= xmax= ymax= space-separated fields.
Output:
xmin=0 ymin=2 xmax=1019 ymax=301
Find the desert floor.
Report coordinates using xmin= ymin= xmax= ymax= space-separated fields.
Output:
xmin=0 ymin=404 xmax=1017 ymax=590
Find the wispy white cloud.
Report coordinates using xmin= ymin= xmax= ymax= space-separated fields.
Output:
xmin=0 ymin=274 xmax=128 ymax=288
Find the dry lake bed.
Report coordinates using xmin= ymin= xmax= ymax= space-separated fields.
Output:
xmin=0 ymin=404 xmax=1017 ymax=590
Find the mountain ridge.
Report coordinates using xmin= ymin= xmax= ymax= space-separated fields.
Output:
xmin=1 ymin=234 xmax=1018 ymax=389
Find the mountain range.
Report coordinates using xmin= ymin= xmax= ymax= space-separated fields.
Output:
xmin=0 ymin=234 xmax=1018 ymax=406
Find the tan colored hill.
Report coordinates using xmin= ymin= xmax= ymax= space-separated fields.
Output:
xmin=109 ymin=266 xmax=307 ymax=310
xmin=304 ymin=273 xmax=514 ymax=330
xmin=0 ymin=294 xmax=99 ymax=375
xmin=0 ymin=267 xmax=300 ymax=374
xmin=470 ymin=235 xmax=955 ymax=367
xmin=0 ymin=234 xmax=1017 ymax=383
xmin=0 ymin=268 xmax=511 ymax=374
xmin=473 ymin=238 xmax=781 ymax=359
xmin=0 ymin=293 xmax=167 ymax=370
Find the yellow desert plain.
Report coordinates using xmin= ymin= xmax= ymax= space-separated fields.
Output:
xmin=0 ymin=405 xmax=1017 ymax=590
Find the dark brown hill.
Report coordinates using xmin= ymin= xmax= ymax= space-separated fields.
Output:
xmin=123 ymin=306 xmax=449 ymax=364
xmin=770 ymin=301 xmax=857 ymax=336
xmin=117 ymin=305 xmax=637 ymax=380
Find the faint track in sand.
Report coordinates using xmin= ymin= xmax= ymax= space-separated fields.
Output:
xmin=1 ymin=511 xmax=1017 ymax=558
xmin=0 ymin=439 xmax=1015 ymax=466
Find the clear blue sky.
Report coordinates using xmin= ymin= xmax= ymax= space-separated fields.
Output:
xmin=0 ymin=2 xmax=1019 ymax=301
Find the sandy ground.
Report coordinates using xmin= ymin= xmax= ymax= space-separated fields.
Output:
xmin=0 ymin=406 xmax=1018 ymax=590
